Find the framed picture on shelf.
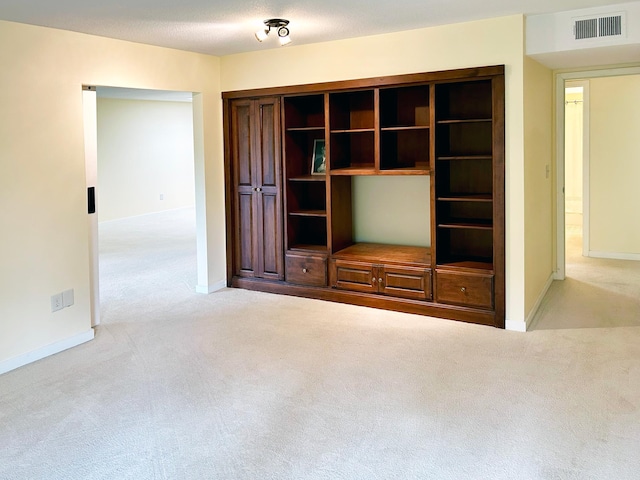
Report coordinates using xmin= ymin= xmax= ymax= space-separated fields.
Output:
xmin=311 ymin=139 xmax=326 ymax=175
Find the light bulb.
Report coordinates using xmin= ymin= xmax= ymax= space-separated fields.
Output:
xmin=255 ymin=28 xmax=269 ymax=42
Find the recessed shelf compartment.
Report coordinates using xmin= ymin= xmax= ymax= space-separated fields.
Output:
xmin=284 ymin=131 xmax=325 ymax=178
xmin=329 ymin=90 xmax=375 ymax=131
xmin=380 ymin=85 xmax=430 ymax=128
xmin=287 ymin=180 xmax=326 ymax=212
xmin=330 ymin=130 xmax=375 ymax=170
xmin=284 ymin=94 xmax=325 ymax=129
xmin=435 ymin=159 xmax=493 ymax=197
xmin=380 ymin=129 xmax=430 ymax=171
xmin=436 ymin=228 xmax=493 ymax=269
xmin=435 ymin=80 xmax=492 ymax=121
xmin=287 ymin=216 xmax=327 ymax=251
xmin=437 ymin=200 xmax=493 ymax=228
xmin=436 ymin=122 xmax=492 ymax=157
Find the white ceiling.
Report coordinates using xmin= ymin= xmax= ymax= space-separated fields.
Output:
xmin=0 ymin=0 xmax=628 ymax=56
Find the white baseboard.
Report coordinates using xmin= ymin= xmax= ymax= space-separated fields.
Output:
xmin=505 ymin=319 xmax=527 ymax=332
xmin=0 ymin=329 xmax=94 ymax=376
xmin=196 ymin=279 xmax=226 ymax=294
xmin=588 ymin=251 xmax=640 ymax=262
xmin=505 ymin=273 xmax=555 ymax=333
xmin=524 ymin=273 xmax=555 ymax=331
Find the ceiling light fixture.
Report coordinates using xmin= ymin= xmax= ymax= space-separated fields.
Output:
xmin=255 ymin=18 xmax=291 ymax=46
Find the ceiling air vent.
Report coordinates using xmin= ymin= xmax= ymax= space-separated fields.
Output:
xmin=599 ymin=15 xmax=622 ymax=37
xmin=573 ymin=12 xmax=625 ymax=40
xmin=575 ymin=18 xmax=598 ymax=39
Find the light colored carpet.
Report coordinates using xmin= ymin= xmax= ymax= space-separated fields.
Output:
xmin=531 ymin=224 xmax=640 ymax=330
xmin=1 ymin=209 xmax=640 ymax=479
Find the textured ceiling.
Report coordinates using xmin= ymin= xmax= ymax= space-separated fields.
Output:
xmin=0 ymin=0 xmax=628 ymax=56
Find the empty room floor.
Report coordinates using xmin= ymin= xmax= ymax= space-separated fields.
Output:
xmin=1 ymin=210 xmax=640 ymax=479
xmin=531 ymin=224 xmax=640 ymax=330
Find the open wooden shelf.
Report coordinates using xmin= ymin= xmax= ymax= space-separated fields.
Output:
xmin=438 ymin=221 xmax=493 ymax=230
xmin=332 ymin=243 xmax=431 ymax=267
xmin=437 ymin=194 xmax=492 ymax=202
xmin=436 ymin=258 xmax=493 ymax=271
xmin=289 ymin=175 xmax=326 ymax=182
xmin=289 ymin=244 xmax=328 ymax=254
xmin=289 ymin=210 xmax=327 ymax=217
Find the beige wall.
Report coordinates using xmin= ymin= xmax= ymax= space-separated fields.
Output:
xmin=0 ymin=20 xmax=223 ymax=366
xmin=222 ymin=14 xmax=528 ymax=325
xmin=589 ymin=74 xmax=640 ymax=256
xmin=0 ymin=13 xmax=540 ymax=369
xmin=97 ymin=98 xmax=195 ymax=221
xmin=523 ymin=57 xmax=554 ymax=319
xmin=352 ymin=176 xmax=430 ymax=247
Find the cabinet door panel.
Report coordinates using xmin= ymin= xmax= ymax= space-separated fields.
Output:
xmin=257 ymin=99 xmax=279 ymax=188
xmin=232 ymin=100 xmax=253 ymax=188
xmin=380 ymin=266 xmax=432 ymax=300
xmin=236 ymin=191 xmax=255 ymax=275
xmin=254 ymin=97 xmax=283 ymax=279
xmin=260 ymin=191 xmax=282 ymax=279
xmin=332 ymin=260 xmax=377 ymax=294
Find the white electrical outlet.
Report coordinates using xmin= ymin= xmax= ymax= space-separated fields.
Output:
xmin=62 ymin=289 xmax=74 ymax=307
xmin=160 ymin=193 xmax=164 ymax=200
xmin=51 ymin=293 xmax=64 ymax=312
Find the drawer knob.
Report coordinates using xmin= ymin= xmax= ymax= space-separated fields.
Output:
xmin=372 ymin=277 xmax=377 ymax=283
xmin=460 ymin=287 xmax=466 ymax=293
xmin=378 ymin=278 xmax=383 ymax=284
xmin=302 ymin=268 xmax=308 ymax=273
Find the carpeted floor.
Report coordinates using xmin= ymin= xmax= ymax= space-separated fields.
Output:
xmin=1 ymin=209 xmax=639 ymax=479
xmin=531 ymin=224 xmax=640 ymax=330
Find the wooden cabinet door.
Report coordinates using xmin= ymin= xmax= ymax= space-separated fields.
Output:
xmin=379 ymin=266 xmax=432 ymax=301
xmin=230 ymin=97 xmax=283 ymax=280
xmin=254 ymin=97 xmax=283 ymax=280
xmin=332 ymin=260 xmax=378 ymax=294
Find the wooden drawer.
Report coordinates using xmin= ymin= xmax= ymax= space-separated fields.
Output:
xmin=286 ymin=254 xmax=327 ymax=287
xmin=331 ymin=260 xmax=377 ymax=294
xmin=380 ymin=266 xmax=432 ymax=300
xmin=435 ymin=270 xmax=493 ymax=309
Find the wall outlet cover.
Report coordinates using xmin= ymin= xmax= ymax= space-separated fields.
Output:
xmin=62 ymin=289 xmax=74 ymax=307
xmin=51 ymin=293 xmax=64 ymax=312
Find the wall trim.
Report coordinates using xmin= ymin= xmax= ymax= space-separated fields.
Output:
xmin=506 ymin=273 xmax=555 ymax=332
xmin=0 ymin=329 xmax=94 ymax=376
xmin=589 ymin=251 xmax=640 ymax=261
xmin=505 ymin=319 xmax=527 ymax=332
xmin=196 ymin=279 xmax=226 ymax=294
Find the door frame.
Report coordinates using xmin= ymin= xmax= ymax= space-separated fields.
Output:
xmin=554 ymin=66 xmax=640 ymax=280
xmin=83 ymin=87 xmax=212 ymax=327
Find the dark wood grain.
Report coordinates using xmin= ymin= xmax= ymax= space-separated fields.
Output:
xmin=224 ymin=66 xmax=506 ymax=328
xmin=435 ymin=270 xmax=493 ymax=309
xmin=285 ymin=254 xmax=327 ymax=287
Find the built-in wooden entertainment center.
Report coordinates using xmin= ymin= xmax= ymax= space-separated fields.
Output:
xmin=223 ymin=65 xmax=505 ymax=328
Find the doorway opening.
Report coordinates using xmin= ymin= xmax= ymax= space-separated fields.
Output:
xmin=532 ymin=67 xmax=640 ymax=330
xmin=83 ymin=86 xmax=210 ymax=326
xmin=563 ymin=81 xmax=589 ymax=264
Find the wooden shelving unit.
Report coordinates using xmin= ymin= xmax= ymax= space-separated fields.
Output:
xmin=223 ymin=65 xmax=505 ymax=328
